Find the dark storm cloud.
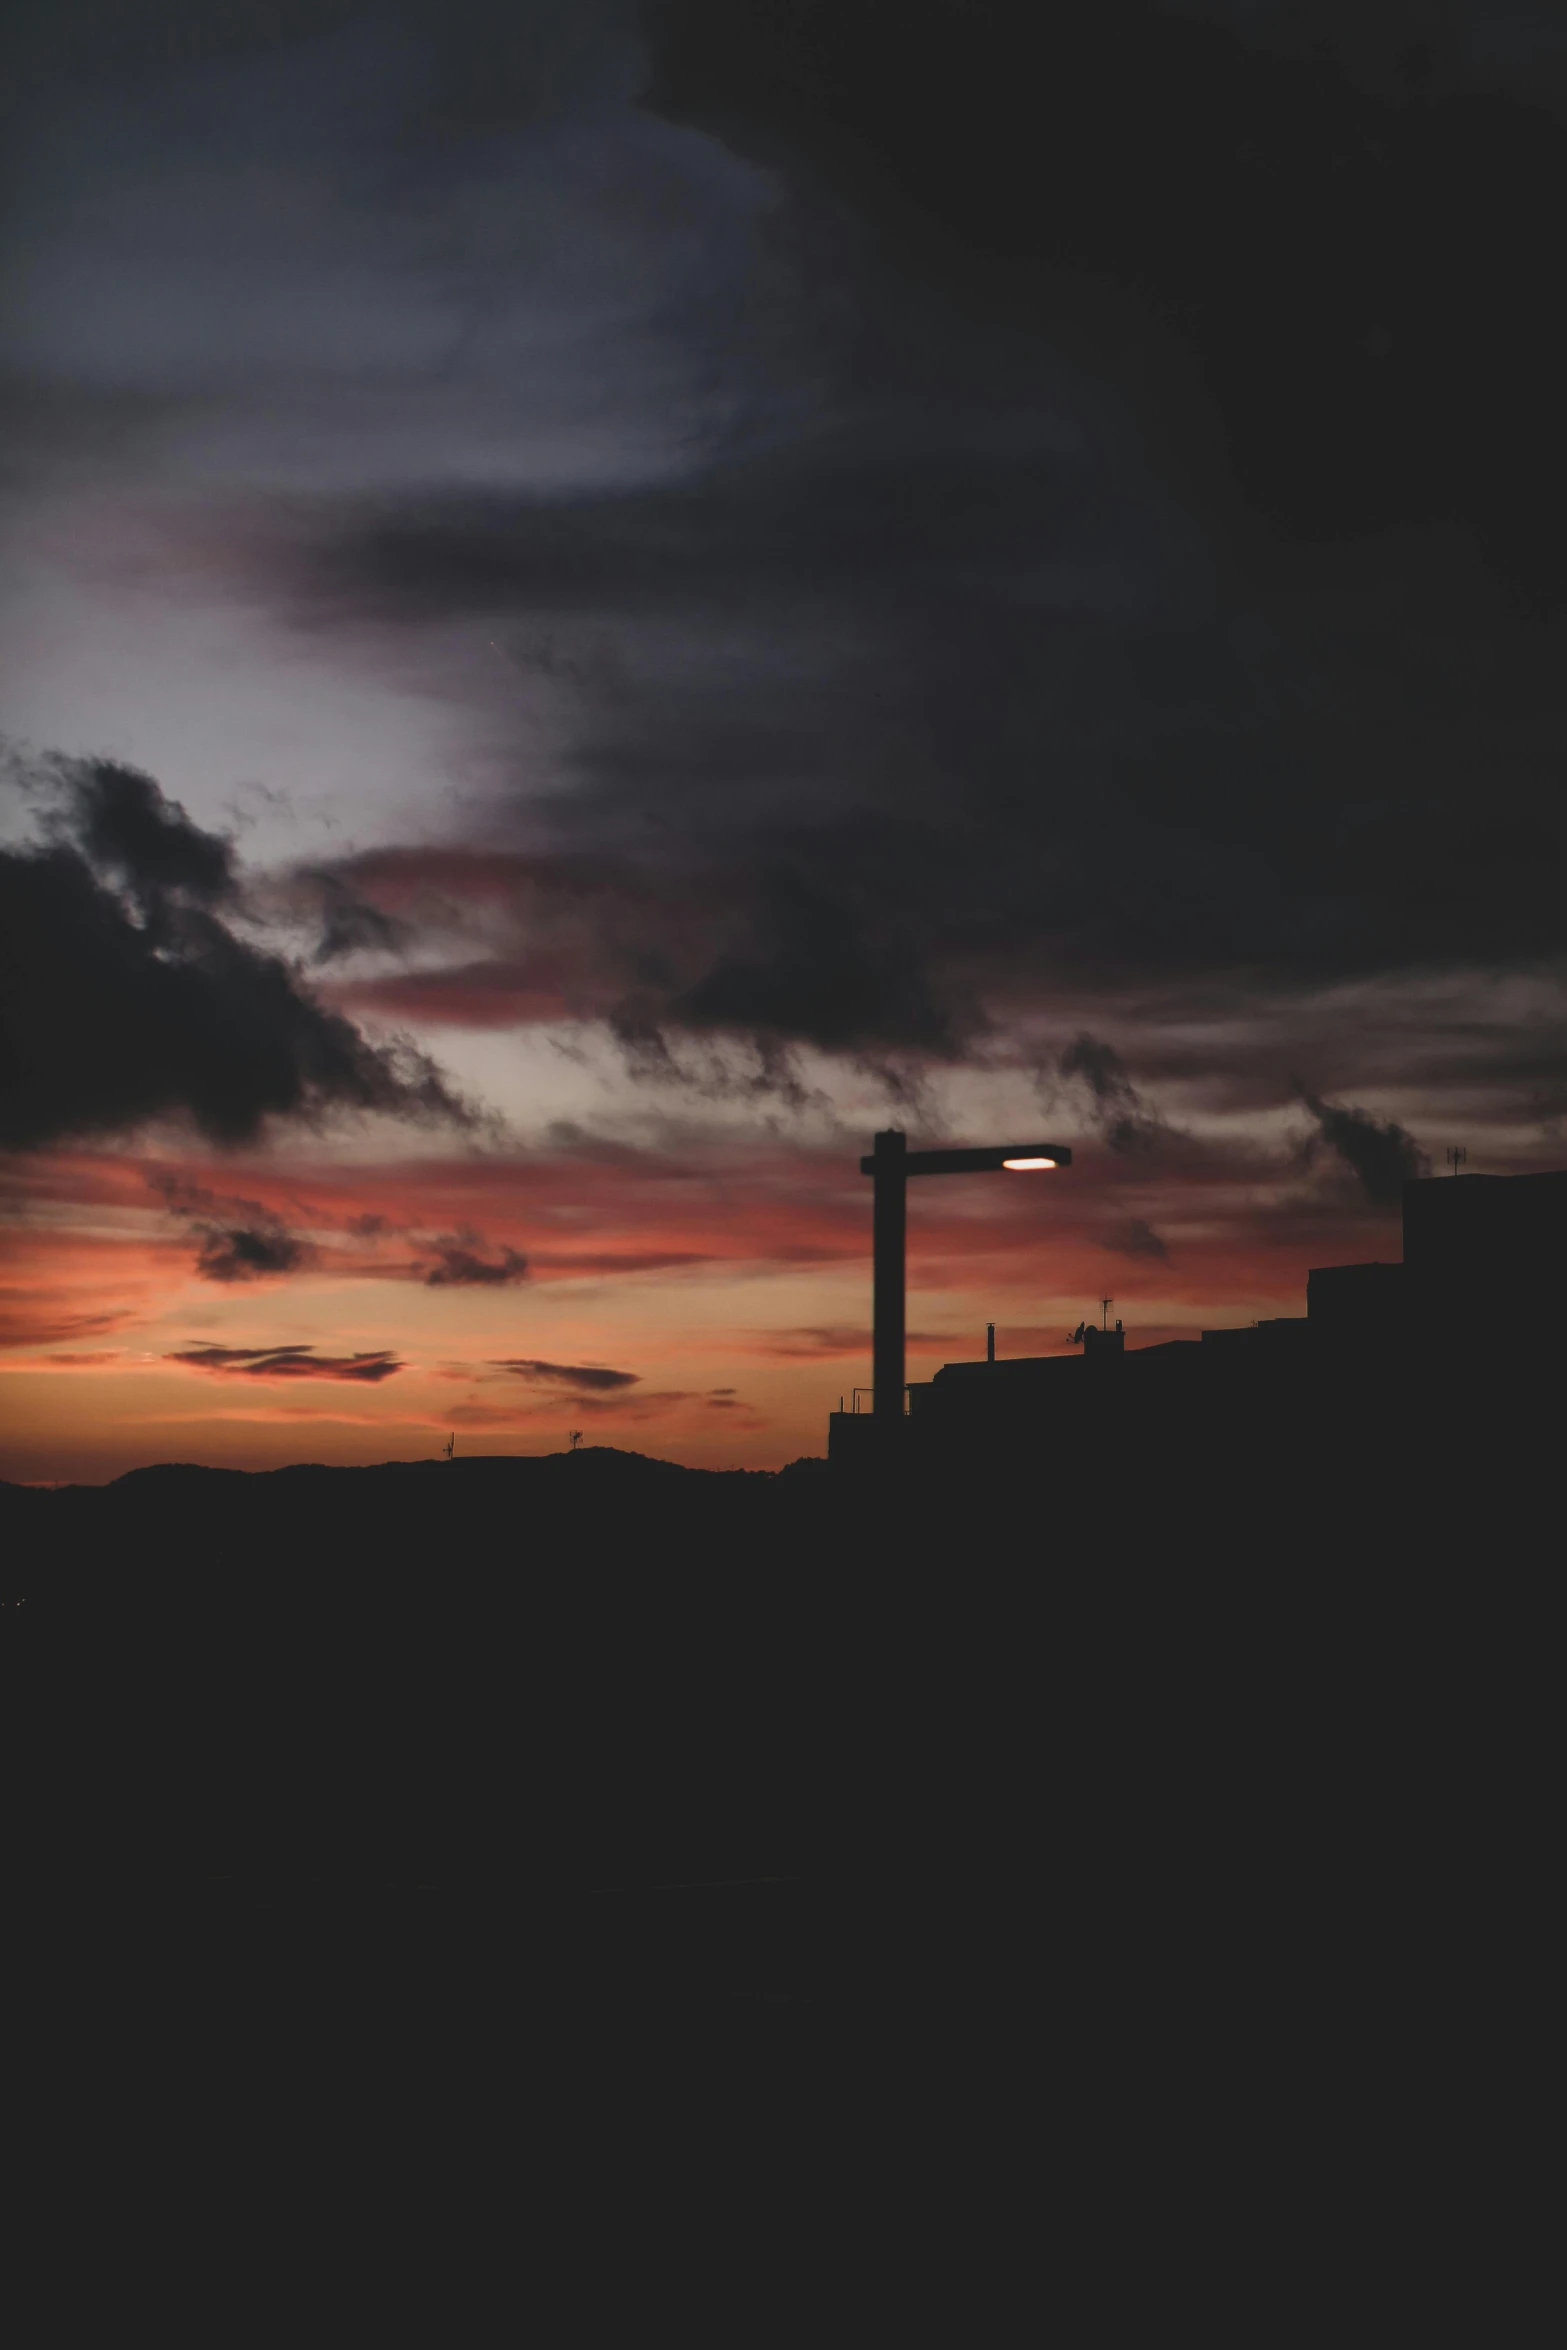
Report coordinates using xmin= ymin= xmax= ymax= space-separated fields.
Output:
xmin=1295 ymin=1085 xmax=1431 ymax=1204
xmin=70 ymin=760 xmax=236 ymax=906
xmin=0 ymin=756 xmax=471 ymax=1150
xmin=420 ymin=1230 xmax=528 ymax=1286
xmin=1161 ymin=4 xmax=1567 ymax=112
xmin=13 ymin=0 xmax=1567 ymax=1141
xmin=286 ymin=436 xmax=1287 ymax=1057
xmin=309 ymin=0 xmax=1560 ymax=1073
xmin=166 ymin=1344 xmax=402 ymax=1381
xmin=646 ymin=0 xmax=1567 ymax=595
xmin=671 ymin=861 xmax=953 ymax=1055
xmin=490 ymin=1357 xmax=639 ymax=1389
xmin=288 ymin=350 xmax=1567 ymax=1072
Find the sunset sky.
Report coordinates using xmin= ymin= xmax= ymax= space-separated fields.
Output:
xmin=5 ymin=0 xmax=1567 ymax=1482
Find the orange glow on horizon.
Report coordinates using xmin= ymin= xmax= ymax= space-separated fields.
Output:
xmin=0 ymin=1132 xmax=1413 ymax=1484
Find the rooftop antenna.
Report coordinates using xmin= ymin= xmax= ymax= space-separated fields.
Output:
xmin=1447 ymin=1148 xmax=1467 ymax=1177
xmin=986 ymin=1322 xmax=996 ymax=1363
xmin=1100 ymin=1295 xmax=1113 ymax=1332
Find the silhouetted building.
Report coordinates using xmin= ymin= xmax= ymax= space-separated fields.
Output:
xmin=1307 ymin=1169 xmax=1567 ymax=1345
xmin=1404 ymin=1167 xmax=1567 ymax=1316
xmin=828 ymin=1167 xmax=1567 ymax=1465
xmin=1305 ymin=1262 xmax=1404 ymax=1329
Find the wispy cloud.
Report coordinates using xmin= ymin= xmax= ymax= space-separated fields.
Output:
xmin=1100 ymin=1217 xmax=1170 ymax=1263
xmin=489 ymin=1357 xmax=639 ymax=1390
xmin=152 ymin=1174 xmax=314 ymax=1284
xmin=1294 ymin=1083 xmax=1430 ymax=1206
xmin=167 ymin=1344 xmax=402 ymax=1382
xmin=419 ymin=1229 xmax=528 ymax=1287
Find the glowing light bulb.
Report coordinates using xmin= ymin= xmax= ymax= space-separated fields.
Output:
xmin=1002 ymin=1156 xmax=1057 ymax=1171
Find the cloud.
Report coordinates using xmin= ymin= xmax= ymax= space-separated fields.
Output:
xmin=670 ymin=862 xmax=953 ymax=1055
xmin=152 ymin=1174 xmax=313 ymax=1283
xmin=166 ymin=1344 xmax=402 ymax=1382
xmin=527 ymin=1248 xmax=709 ymax=1276
xmin=1294 ymin=1084 xmax=1431 ymax=1205
xmin=748 ymin=1325 xmax=865 ymax=1360
xmin=421 ymin=1229 xmax=528 ymax=1286
xmin=1053 ymin=1034 xmax=1170 ymax=1155
xmin=489 ymin=1357 xmax=640 ymax=1390
xmin=10 ymin=0 xmax=1567 ymax=1185
xmin=302 ymin=871 xmax=412 ymax=965
xmin=69 ymin=759 xmax=236 ymax=906
xmin=244 ymin=0 xmax=1567 ymax=1106
xmin=327 ymin=959 xmax=573 ymax=1030
xmin=1101 ymin=1217 xmax=1170 ymax=1263
xmin=286 ymin=409 xmax=1567 ymax=1093
xmin=0 ymin=755 xmax=473 ymax=1151
xmin=193 ymin=1223 xmax=311 ymax=1283
xmin=752 ymin=1324 xmax=971 ymax=1359
xmin=0 ymin=1298 xmax=133 ymax=1349
xmin=647 ymin=2 xmax=1567 ymax=597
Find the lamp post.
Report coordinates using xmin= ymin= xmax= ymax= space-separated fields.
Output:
xmin=861 ymin=1129 xmax=1072 ymax=1420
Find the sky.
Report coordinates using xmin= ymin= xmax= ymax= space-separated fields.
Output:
xmin=4 ymin=0 xmax=1567 ymax=1480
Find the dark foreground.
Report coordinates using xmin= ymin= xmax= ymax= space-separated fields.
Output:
xmin=3 ymin=1436 xmax=1553 ymax=2321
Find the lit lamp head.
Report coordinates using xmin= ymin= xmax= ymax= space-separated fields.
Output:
xmin=864 ymin=1141 xmax=1072 ymax=1178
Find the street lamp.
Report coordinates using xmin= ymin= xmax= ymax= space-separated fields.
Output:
xmin=861 ymin=1129 xmax=1072 ymax=1421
